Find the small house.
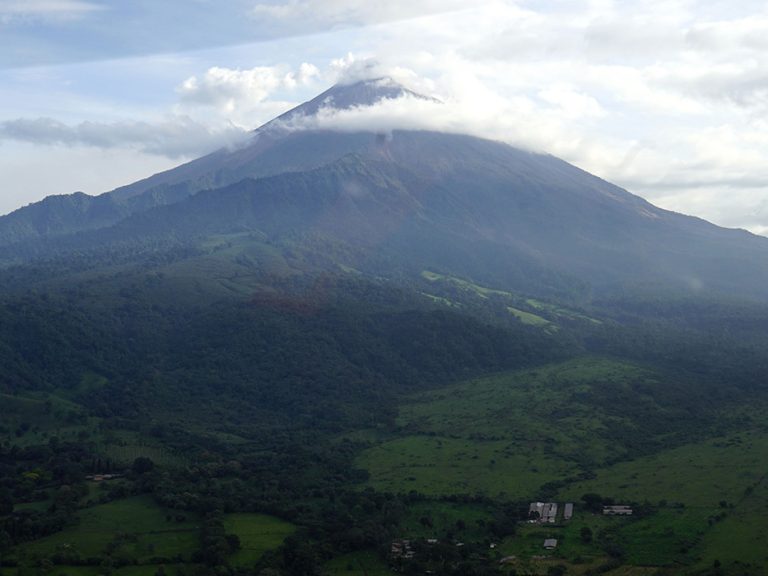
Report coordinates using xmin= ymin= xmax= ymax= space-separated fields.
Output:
xmin=603 ymin=505 xmax=633 ymax=515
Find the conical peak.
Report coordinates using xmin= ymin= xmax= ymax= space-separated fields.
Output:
xmin=319 ymin=77 xmax=419 ymax=108
xmin=264 ymin=77 xmax=431 ymax=130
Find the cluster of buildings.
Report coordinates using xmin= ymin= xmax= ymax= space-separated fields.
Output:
xmin=527 ymin=502 xmax=576 ymax=551
xmin=528 ymin=501 xmax=574 ymax=523
xmin=390 ymin=539 xmax=415 ymax=559
xmin=391 ymin=500 xmax=634 ymax=565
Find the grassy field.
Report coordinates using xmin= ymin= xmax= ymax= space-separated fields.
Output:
xmin=357 ymin=357 xmax=662 ymax=497
xmin=615 ymin=507 xmax=712 ymax=566
xmin=6 ymin=503 xmax=294 ymax=573
xmin=418 ymin=270 xmax=602 ymax=328
xmin=222 ymin=513 xmax=296 ymax=567
xmin=525 ymin=298 xmax=602 ymax=324
xmin=507 ymin=306 xmax=553 ymax=328
xmin=11 ymin=496 xmax=199 ymax=565
xmin=355 ymin=356 xmax=768 ymax=573
xmin=358 ymin=434 xmax=576 ymax=497
xmin=420 ymin=270 xmax=516 ymax=299
xmin=690 ymin=467 xmax=768 ymax=573
xmin=560 ymin=429 xmax=768 ymax=507
xmin=0 ymin=391 xmax=95 ymax=448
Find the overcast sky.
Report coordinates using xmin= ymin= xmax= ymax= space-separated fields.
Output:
xmin=3 ymin=1 xmax=768 ymax=234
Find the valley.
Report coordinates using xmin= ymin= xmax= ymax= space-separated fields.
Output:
xmin=3 ymin=339 xmax=768 ymax=575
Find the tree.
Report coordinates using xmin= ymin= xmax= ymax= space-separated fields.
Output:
xmin=581 ymin=493 xmax=603 ymax=513
xmin=132 ymin=456 xmax=155 ymax=475
xmin=0 ymin=491 xmax=12 ymax=516
xmin=579 ymin=526 xmax=593 ymax=543
xmin=225 ymin=534 xmax=241 ymax=552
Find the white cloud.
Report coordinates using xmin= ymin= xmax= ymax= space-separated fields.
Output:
xmin=0 ymin=144 xmax=178 ymax=215
xmin=653 ymin=61 xmax=768 ymax=108
xmin=177 ymin=63 xmax=319 ymax=113
xmin=327 ymin=54 xmax=436 ymax=94
xmin=686 ymin=15 xmax=768 ymax=55
xmin=538 ymin=84 xmax=605 ymax=119
xmin=0 ymin=115 xmax=247 ymax=158
xmin=271 ymin=79 xmax=608 ymax=168
xmin=0 ymin=0 xmax=103 ymax=23
xmin=249 ymin=0 xmax=468 ymax=27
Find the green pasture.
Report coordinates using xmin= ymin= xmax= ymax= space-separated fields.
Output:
xmin=356 ymin=355 xmax=768 ymax=572
xmin=358 ymin=358 xmax=659 ymax=497
xmin=398 ymin=358 xmax=650 ymax=448
xmin=0 ymin=392 xmax=94 ymax=448
xmin=394 ymin=357 xmax=649 ymax=458
xmin=507 ymin=307 xmax=552 ymax=328
xmin=525 ymin=298 xmax=602 ymax=324
xmin=11 ymin=496 xmax=199 ymax=564
xmin=691 ymin=469 xmax=768 ymax=572
xmin=615 ymin=507 xmax=712 ymax=566
xmin=560 ymin=429 xmax=768 ymax=507
xmin=418 ymin=270 xmax=601 ymax=327
xmin=222 ymin=513 xmax=296 ymax=567
xmin=357 ymin=434 xmax=577 ymax=497
xmin=420 ymin=270 xmax=515 ymax=299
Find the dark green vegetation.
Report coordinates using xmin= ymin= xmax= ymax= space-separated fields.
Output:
xmin=3 ymin=258 xmax=768 ymax=575
xmin=3 ymin=79 xmax=768 ymax=575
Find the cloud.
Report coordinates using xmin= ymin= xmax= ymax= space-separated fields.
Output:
xmin=327 ymin=54 xmax=436 ymax=93
xmin=0 ymin=145 xmax=178 ymax=215
xmin=686 ymin=15 xmax=768 ymax=55
xmin=249 ymin=0 xmax=467 ymax=28
xmin=653 ymin=62 xmax=768 ymax=108
xmin=177 ymin=63 xmax=319 ymax=112
xmin=0 ymin=116 xmax=247 ymax=158
xmin=270 ymin=77 xmax=607 ymax=165
xmin=0 ymin=0 xmax=103 ymax=23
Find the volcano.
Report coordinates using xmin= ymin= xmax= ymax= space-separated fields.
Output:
xmin=2 ymin=77 xmax=768 ymax=300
